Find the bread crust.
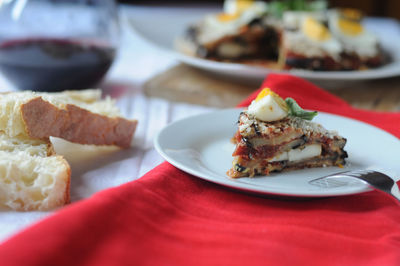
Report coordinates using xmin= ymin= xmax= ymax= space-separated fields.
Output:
xmin=20 ymin=97 xmax=137 ymax=148
xmin=61 ymin=157 xmax=71 ymax=206
xmin=46 ymin=141 xmax=56 ymax=156
xmin=35 ymin=155 xmax=71 ymax=211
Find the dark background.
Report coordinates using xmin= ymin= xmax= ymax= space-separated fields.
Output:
xmin=119 ymin=0 xmax=400 ymax=20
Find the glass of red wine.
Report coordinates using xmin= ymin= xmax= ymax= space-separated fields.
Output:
xmin=0 ymin=0 xmax=119 ymax=92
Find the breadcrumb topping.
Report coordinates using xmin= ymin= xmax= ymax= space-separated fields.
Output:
xmin=238 ymin=111 xmax=339 ymax=138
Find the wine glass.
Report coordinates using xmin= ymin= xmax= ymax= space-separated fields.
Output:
xmin=0 ymin=0 xmax=119 ymax=92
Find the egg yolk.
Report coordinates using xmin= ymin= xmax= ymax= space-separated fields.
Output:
xmin=340 ymin=8 xmax=362 ymax=21
xmin=338 ymin=18 xmax=364 ymax=36
xmin=217 ymin=12 xmax=240 ymax=22
xmin=218 ymin=0 xmax=254 ymax=22
xmin=303 ymin=17 xmax=331 ymax=42
xmin=255 ymin=88 xmax=272 ymax=102
xmin=255 ymin=88 xmax=288 ymax=111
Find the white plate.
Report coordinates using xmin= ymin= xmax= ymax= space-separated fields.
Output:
xmin=125 ymin=6 xmax=400 ymax=82
xmin=154 ymin=108 xmax=400 ymax=197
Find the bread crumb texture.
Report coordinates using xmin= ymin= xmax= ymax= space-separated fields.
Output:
xmin=0 ymin=148 xmax=70 ymax=211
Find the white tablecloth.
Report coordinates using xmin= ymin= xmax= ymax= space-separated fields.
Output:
xmin=0 ymin=7 xmax=216 ymax=243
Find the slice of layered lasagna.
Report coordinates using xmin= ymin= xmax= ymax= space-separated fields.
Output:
xmin=282 ymin=13 xmax=343 ymax=71
xmin=227 ymin=88 xmax=347 ymax=178
xmin=327 ymin=9 xmax=385 ymax=70
xmin=176 ymin=1 xmax=283 ymax=67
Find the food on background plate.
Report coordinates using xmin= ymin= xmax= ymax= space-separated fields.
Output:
xmin=177 ymin=0 xmax=385 ymax=71
xmin=176 ymin=1 xmax=283 ymax=67
xmin=0 ymin=89 xmax=137 ymax=211
xmin=227 ymin=88 xmax=347 ymax=178
xmin=282 ymin=14 xmax=343 ymax=70
xmin=327 ymin=9 xmax=384 ymax=70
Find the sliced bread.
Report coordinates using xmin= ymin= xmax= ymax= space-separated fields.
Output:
xmin=0 ymin=133 xmax=54 ymax=156
xmin=0 ymin=134 xmax=70 ymax=211
xmin=0 ymin=90 xmax=137 ymax=148
xmin=0 ymin=89 xmax=136 ymax=211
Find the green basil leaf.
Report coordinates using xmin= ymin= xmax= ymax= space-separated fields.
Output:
xmin=268 ymin=0 xmax=327 ymax=18
xmin=285 ymin=97 xmax=318 ymax=120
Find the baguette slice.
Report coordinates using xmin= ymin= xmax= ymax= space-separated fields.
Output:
xmin=0 ymin=90 xmax=137 ymax=148
xmin=0 ymin=134 xmax=70 ymax=211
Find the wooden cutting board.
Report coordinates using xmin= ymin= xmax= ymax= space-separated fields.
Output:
xmin=144 ymin=64 xmax=400 ymax=111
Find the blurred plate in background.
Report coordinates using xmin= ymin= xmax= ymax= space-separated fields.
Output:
xmin=125 ymin=5 xmax=400 ymax=82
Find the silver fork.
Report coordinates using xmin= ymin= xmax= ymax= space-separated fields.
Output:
xmin=309 ymin=170 xmax=400 ymax=204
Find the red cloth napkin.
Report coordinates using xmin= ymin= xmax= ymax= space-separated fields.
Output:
xmin=1 ymin=74 xmax=400 ymax=266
